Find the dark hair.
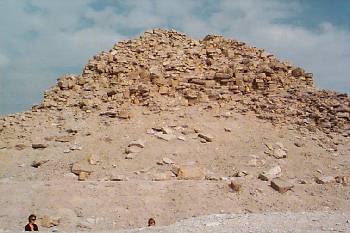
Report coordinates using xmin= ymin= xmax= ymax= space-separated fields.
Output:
xmin=148 ymin=218 xmax=155 ymax=226
xmin=28 ymin=214 xmax=36 ymax=222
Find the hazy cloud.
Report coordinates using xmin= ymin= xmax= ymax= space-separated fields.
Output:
xmin=0 ymin=53 xmax=9 ymax=67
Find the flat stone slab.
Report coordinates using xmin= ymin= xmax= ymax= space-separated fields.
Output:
xmin=198 ymin=133 xmax=214 ymax=142
xmin=258 ymin=166 xmax=282 ymax=181
xmin=315 ymin=176 xmax=336 ymax=184
xmin=32 ymin=143 xmax=48 ymax=149
xmin=271 ymin=178 xmax=294 ymax=193
xmin=71 ymin=161 xmax=94 ymax=175
xmin=173 ymin=165 xmax=206 ymax=180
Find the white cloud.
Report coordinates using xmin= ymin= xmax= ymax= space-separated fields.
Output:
xmin=0 ymin=0 xmax=349 ymax=114
xmin=0 ymin=53 xmax=9 ymax=67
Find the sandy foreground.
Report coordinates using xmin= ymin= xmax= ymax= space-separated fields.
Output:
xmin=0 ymin=106 xmax=349 ymax=232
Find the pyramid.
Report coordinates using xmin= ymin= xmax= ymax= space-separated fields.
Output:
xmin=32 ymin=29 xmax=348 ymax=135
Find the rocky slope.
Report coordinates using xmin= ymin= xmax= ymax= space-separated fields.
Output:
xmin=0 ymin=29 xmax=349 ymax=232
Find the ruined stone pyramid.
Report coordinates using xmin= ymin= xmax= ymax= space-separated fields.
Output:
xmin=33 ymin=28 xmax=349 ymax=135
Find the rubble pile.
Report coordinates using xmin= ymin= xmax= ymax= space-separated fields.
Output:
xmin=34 ymin=29 xmax=349 ymax=134
xmin=236 ymin=89 xmax=349 ymax=135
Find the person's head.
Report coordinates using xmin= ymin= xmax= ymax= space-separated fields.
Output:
xmin=28 ymin=214 xmax=36 ymax=224
xmin=148 ymin=218 xmax=155 ymax=226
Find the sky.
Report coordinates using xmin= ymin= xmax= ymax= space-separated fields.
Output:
xmin=0 ymin=0 xmax=349 ymax=115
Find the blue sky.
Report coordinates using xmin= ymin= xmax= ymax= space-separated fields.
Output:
xmin=0 ymin=0 xmax=349 ymax=115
